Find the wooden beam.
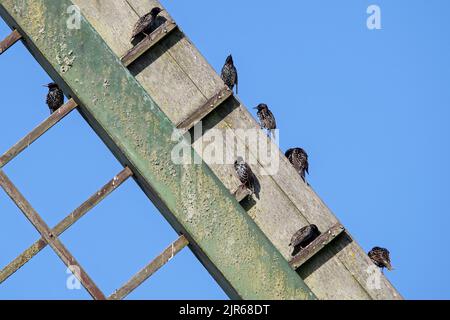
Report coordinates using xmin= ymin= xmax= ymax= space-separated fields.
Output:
xmin=0 ymin=29 xmax=21 ymax=55
xmin=121 ymin=20 xmax=177 ymax=67
xmin=0 ymin=167 xmax=132 ymax=284
xmin=289 ymin=223 xmax=345 ymax=270
xmin=176 ymin=87 xmax=232 ymax=133
xmin=109 ymin=235 xmax=189 ymax=300
xmin=0 ymin=0 xmax=315 ymax=300
xmin=0 ymin=170 xmax=106 ymax=300
xmin=71 ymin=0 xmax=402 ymax=300
xmin=0 ymin=99 xmax=77 ymax=168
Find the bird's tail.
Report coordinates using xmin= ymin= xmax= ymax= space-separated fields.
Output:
xmin=270 ymin=129 xmax=277 ymax=140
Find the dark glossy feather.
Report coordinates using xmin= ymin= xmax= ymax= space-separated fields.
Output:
xmin=285 ymin=148 xmax=309 ymax=182
xmin=45 ymin=83 xmax=64 ymax=114
xmin=131 ymin=7 xmax=164 ymax=42
xmin=234 ymin=157 xmax=256 ymax=194
xmin=368 ymin=247 xmax=393 ymax=271
xmin=221 ymin=55 xmax=238 ymax=94
xmin=290 ymin=224 xmax=321 ymax=256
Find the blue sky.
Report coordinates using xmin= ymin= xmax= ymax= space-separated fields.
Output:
xmin=1 ymin=0 xmax=449 ymax=300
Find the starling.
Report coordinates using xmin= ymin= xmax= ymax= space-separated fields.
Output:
xmin=285 ymin=148 xmax=309 ymax=182
xmin=289 ymin=224 xmax=321 ymax=257
xmin=44 ymin=83 xmax=64 ymax=114
xmin=221 ymin=55 xmax=238 ymax=94
xmin=131 ymin=7 xmax=164 ymax=43
xmin=368 ymin=247 xmax=393 ymax=271
xmin=234 ymin=157 xmax=256 ymax=195
xmin=255 ymin=104 xmax=277 ymax=138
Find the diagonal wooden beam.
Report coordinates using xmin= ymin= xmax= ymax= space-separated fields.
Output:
xmin=289 ymin=223 xmax=345 ymax=270
xmin=0 ymin=170 xmax=106 ymax=300
xmin=121 ymin=20 xmax=177 ymax=67
xmin=0 ymin=167 xmax=132 ymax=284
xmin=0 ymin=99 xmax=78 ymax=168
xmin=0 ymin=0 xmax=315 ymax=300
xmin=0 ymin=29 xmax=21 ymax=55
xmin=109 ymin=235 xmax=189 ymax=300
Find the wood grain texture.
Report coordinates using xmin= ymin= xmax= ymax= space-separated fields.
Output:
xmin=72 ymin=0 xmax=401 ymax=300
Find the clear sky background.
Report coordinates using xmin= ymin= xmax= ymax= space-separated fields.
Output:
xmin=1 ymin=0 xmax=449 ymax=300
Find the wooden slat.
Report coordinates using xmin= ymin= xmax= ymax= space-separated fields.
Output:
xmin=109 ymin=235 xmax=189 ymax=300
xmin=121 ymin=20 xmax=177 ymax=67
xmin=0 ymin=29 xmax=21 ymax=55
xmin=0 ymin=167 xmax=133 ymax=284
xmin=0 ymin=99 xmax=77 ymax=168
xmin=176 ymin=87 xmax=232 ymax=133
xmin=290 ymin=223 xmax=345 ymax=270
xmin=0 ymin=170 xmax=106 ymax=300
xmin=233 ymin=185 xmax=251 ymax=203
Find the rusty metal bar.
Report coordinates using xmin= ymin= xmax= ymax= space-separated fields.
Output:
xmin=290 ymin=223 xmax=345 ymax=270
xmin=176 ymin=87 xmax=233 ymax=133
xmin=0 ymin=99 xmax=78 ymax=168
xmin=0 ymin=29 xmax=21 ymax=55
xmin=0 ymin=167 xmax=133 ymax=284
xmin=0 ymin=170 xmax=106 ymax=300
xmin=109 ymin=235 xmax=189 ymax=300
xmin=121 ymin=20 xmax=177 ymax=67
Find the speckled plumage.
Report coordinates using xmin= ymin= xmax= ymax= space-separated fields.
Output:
xmin=289 ymin=224 xmax=321 ymax=256
xmin=221 ymin=55 xmax=238 ymax=94
xmin=45 ymin=83 xmax=64 ymax=114
xmin=368 ymin=247 xmax=393 ymax=271
xmin=131 ymin=7 xmax=164 ymax=42
xmin=234 ymin=157 xmax=256 ymax=194
xmin=285 ymin=148 xmax=309 ymax=182
xmin=255 ymin=104 xmax=276 ymax=137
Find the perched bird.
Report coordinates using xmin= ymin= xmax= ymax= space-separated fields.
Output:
xmin=221 ymin=55 xmax=238 ymax=94
xmin=285 ymin=148 xmax=309 ymax=182
xmin=131 ymin=7 xmax=164 ymax=43
xmin=234 ymin=157 xmax=256 ymax=195
xmin=368 ymin=247 xmax=393 ymax=271
xmin=44 ymin=83 xmax=64 ymax=114
xmin=255 ymin=104 xmax=277 ymax=138
xmin=289 ymin=224 xmax=321 ymax=257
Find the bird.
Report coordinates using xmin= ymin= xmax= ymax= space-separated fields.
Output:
xmin=289 ymin=224 xmax=321 ymax=257
xmin=255 ymin=104 xmax=277 ymax=138
xmin=234 ymin=157 xmax=256 ymax=195
xmin=44 ymin=83 xmax=64 ymax=114
xmin=285 ymin=148 xmax=309 ymax=182
xmin=221 ymin=55 xmax=238 ymax=94
xmin=131 ymin=7 xmax=165 ymax=43
xmin=368 ymin=247 xmax=393 ymax=271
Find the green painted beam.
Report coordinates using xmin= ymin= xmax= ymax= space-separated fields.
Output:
xmin=0 ymin=0 xmax=315 ymax=300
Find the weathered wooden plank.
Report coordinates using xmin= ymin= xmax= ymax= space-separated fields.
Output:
xmin=0 ymin=170 xmax=106 ymax=299
xmin=0 ymin=0 xmax=315 ymax=300
xmin=70 ymin=0 xmax=401 ymax=300
xmin=109 ymin=235 xmax=189 ymax=300
xmin=176 ymin=86 xmax=232 ymax=133
xmin=121 ymin=20 xmax=177 ymax=67
xmin=0 ymin=167 xmax=132 ymax=284
xmin=290 ymin=224 xmax=345 ymax=270
xmin=0 ymin=29 xmax=21 ymax=54
xmin=0 ymin=99 xmax=77 ymax=168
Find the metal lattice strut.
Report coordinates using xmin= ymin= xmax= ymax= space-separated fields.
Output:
xmin=109 ymin=235 xmax=189 ymax=300
xmin=0 ymin=167 xmax=133 ymax=284
xmin=0 ymin=171 xmax=106 ymax=299
xmin=0 ymin=29 xmax=21 ymax=55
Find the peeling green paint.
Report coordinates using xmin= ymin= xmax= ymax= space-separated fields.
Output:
xmin=0 ymin=0 xmax=316 ymax=300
